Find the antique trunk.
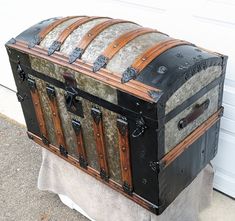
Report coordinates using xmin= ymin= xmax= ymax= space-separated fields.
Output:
xmin=5 ymin=16 xmax=227 ymax=215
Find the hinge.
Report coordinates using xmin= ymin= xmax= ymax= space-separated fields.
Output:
xmin=48 ymin=41 xmax=61 ymax=55
xmin=122 ymin=181 xmax=133 ymax=195
xmin=117 ymin=116 xmax=128 ymax=136
xmin=46 ymin=85 xmax=56 ymax=100
xmin=59 ymin=145 xmax=68 ymax=158
xmin=91 ymin=107 xmax=102 ymax=124
xmin=121 ymin=67 xmax=138 ymax=83
xmin=27 ymin=78 xmax=36 ymax=92
xmin=68 ymin=47 xmax=84 ymax=64
xmin=100 ymin=168 xmax=109 ymax=182
xmin=93 ymin=55 xmax=108 ymax=72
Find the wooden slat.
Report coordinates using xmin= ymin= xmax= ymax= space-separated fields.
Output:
xmin=159 ymin=107 xmax=223 ymax=170
xmin=91 ymin=107 xmax=109 ymax=181
xmin=117 ymin=116 xmax=133 ymax=195
xmin=72 ymin=119 xmax=88 ymax=169
xmin=46 ymin=84 xmax=67 ymax=157
xmin=27 ymin=78 xmax=49 ymax=144
xmin=121 ymin=39 xmax=193 ymax=83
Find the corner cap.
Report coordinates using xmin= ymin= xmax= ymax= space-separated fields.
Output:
xmin=148 ymin=90 xmax=163 ymax=103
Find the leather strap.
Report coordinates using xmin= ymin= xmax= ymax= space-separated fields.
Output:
xmin=48 ymin=17 xmax=108 ymax=55
xmin=93 ymin=27 xmax=167 ymax=72
xmin=121 ymin=39 xmax=193 ymax=83
xmin=68 ymin=19 xmax=137 ymax=63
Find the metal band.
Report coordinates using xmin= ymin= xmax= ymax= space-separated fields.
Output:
xmin=117 ymin=116 xmax=133 ymax=195
xmin=159 ymin=107 xmax=223 ymax=170
xmin=93 ymin=27 xmax=164 ymax=72
xmin=27 ymin=78 xmax=49 ymax=145
xmin=48 ymin=16 xmax=106 ymax=55
xmin=91 ymin=107 xmax=109 ymax=181
xmin=121 ymin=39 xmax=193 ymax=83
xmin=69 ymin=19 xmax=136 ymax=62
xmin=46 ymin=84 xmax=67 ymax=157
xmin=72 ymin=119 xmax=88 ymax=169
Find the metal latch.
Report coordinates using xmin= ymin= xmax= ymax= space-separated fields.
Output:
xmin=131 ymin=117 xmax=147 ymax=138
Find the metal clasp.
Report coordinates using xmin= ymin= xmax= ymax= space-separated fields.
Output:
xmin=131 ymin=117 xmax=147 ymax=138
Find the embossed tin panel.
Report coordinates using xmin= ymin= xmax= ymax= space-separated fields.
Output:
xmin=82 ymin=22 xmax=140 ymax=63
xmin=165 ymin=85 xmax=219 ymax=153
xmin=29 ymin=56 xmax=118 ymax=104
xmin=165 ymin=66 xmax=222 ymax=114
xmin=40 ymin=17 xmax=83 ymax=49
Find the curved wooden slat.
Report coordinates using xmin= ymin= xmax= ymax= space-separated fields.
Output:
xmin=29 ymin=16 xmax=80 ymax=48
xmin=68 ymin=19 xmax=138 ymax=63
xmin=93 ymin=27 xmax=168 ymax=72
xmin=121 ymin=39 xmax=193 ymax=83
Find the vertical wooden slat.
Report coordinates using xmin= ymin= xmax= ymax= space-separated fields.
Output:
xmin=46 ymin=84 xmax=68 ymax=157
xmin=117 ymin=116 xmax=133 ymax=195
xmin=91 ymin=107 xmax=109 ymax=181
xmin=27 ymin=78 xmax=49 ymax=145
xmin=72 ymin=119 xmax=88 ymax=169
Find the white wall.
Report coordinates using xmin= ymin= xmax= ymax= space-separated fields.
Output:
xmin=0 ymin=0 xmax=234 ymax=197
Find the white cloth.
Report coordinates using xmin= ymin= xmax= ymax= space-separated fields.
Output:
xmin=38 ymin=148 xmax=214 ymax=221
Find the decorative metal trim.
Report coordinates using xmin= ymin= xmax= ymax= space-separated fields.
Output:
xmin=100 ymin=168 xmax=109 ymax=182
xmin=117 ymin=116 xmax=128 ymax=136
xmin=93 ymin=55 xmax=109 ymax=72
xmin=6 ymin=38 xmax=16 ymax=45
xmin=68 ymin=47 xmax=84 ymax=64
xmin=48 ymin=41 xmax=62 ymax=55
xmin=46 ymin=84 xmax=56 ymax=100
xmin=122 ymin=181 xmax=133 ymax=195
xmin=91 ymin=107 xmax=102 ymax=124
xmin=72 ymin=119 xmax=81 ymax=135
xmin=79 ymin=155 xmax=88 ymax=169
xmin=131 ymin=117 xmax=147 ymax=138
xmin=16 ymin=92 xmax=24 ymax=102
xmin=59 ymin=145 xmax=68 ymax=158
xmin=28 ymin=36 xmax=41 ymax=49
xmin=121 ymin=67 xmax=138 ymax=83
xmin=147 ymin=90 xmax=163 ymax=103
xmin=27 ymin=78 xmax=37 ymax=92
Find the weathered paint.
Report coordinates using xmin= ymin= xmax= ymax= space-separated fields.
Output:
xmin=165 ymin=66 xmax=222 ymax=114
xmin=82 ymin=22 xmax=140 ymax=63
xmin=29 ymin=56 xmax=118 ymax=104
xmin=107 ymin=32 xmax=170 ymax=74
xmin=164 ymin=85 xmax=219 ymax=153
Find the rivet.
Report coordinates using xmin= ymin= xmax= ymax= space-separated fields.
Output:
xmin=113 ymin=44 xmax=117 ymax=48
xmin=100 ymin=154 xmax=103 ymax=159
xmin=39 ymin=123 xmax=43 ymax=127
xmin=142 ymin=57 xmax=147 ymax=61
xmin=122 ymin=146 xmax=126 ymax=151
xmin=124 ymin=167 xmax=128 ymax=171
xmin=97 ymin=133 xmax=100 ymax=137
xmin=88 ymin=33 xmax=92 ymax=37
xmin=57 ymin=131 xmax=61 ymax=135
xmin=53 ymin=112 xmax=56 ymax=116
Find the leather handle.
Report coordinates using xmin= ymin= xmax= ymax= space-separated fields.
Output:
xmin=178 ymin=99 xmax=210 ymax=130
